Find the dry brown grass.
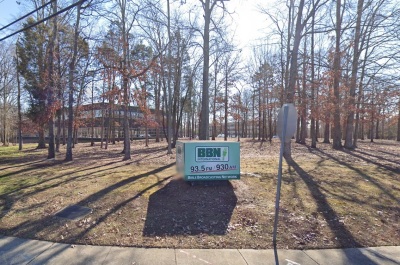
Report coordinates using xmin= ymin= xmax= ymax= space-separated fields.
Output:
xmin=0 ymin=139 xmax=399 ymax=249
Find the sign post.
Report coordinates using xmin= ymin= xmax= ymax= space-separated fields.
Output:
xmin=273 ymin=103 xmax=297 ymax=265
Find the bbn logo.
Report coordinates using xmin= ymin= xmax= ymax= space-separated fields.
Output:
xmin=195 ymin=147 xmax=229 ymax=162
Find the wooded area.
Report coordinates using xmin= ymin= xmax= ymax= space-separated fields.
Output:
xmin=0 ymin=0 xmax=399 ymax=161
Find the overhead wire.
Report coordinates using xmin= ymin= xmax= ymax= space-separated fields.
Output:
xmin=0 ymin=0 xmax=55 ymax=32
xmin=0 ymin=0 xmax=86 ymax=42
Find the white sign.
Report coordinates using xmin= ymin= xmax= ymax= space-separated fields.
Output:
xmin=276 ymin=103 xmax=297 ymax=142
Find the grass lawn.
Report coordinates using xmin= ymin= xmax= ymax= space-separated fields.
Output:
xmin=0 ymin=139 xmax=399 ymax=249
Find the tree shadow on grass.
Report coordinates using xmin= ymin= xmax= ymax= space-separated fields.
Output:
xmin=287 ymin=159 xmax=363 ymax=248
xmin=0 ymin=161 xmax=118 ymax=198
xmin=0 ymin=159 xmax=66 ymax=180
xmin=343 ymin=150 xmax=400 ymax=173
xmin=0 ymin=161 xmax=127 ymax=223
xmin=286 ymin=159 xmax=381 ymax=264
xmin=366 ymin=141 xmax=399 ymax=147
xmin=315 ymin=149 xmax=399 ymax=203
xmin=143 ymin=179 xmax=237 ymax=236
xmin=0 ymin=159 xmax=47 ymax=171
xmin=0 ymin=169 xmax=175 ymax=263
xmin=351 ymin=149 xmax=400 ymax=169
xmin=1 ymin=163 xmax=175 ymax=242
xmin=375 ymin=149 xmax=399 ymax=157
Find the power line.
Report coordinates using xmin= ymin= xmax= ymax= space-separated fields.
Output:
xmin=0 ymin=0 xmax=55 ymax=32
xmin=0 ymin=0 xmax=86 ymax=42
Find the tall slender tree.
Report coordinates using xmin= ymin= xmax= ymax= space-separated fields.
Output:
xmin=344 ymin=0 xmax=364 ymax=149
xmin=46 ymin=0 xmax=57 ymax=159
xmin=332 ymin=0 xmax=343 ymax=149
xmin=66 ymin=1 xmax=82 ymax=161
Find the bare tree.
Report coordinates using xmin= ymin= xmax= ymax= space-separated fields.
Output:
xmin=66 ymin=1 xmax=82 ymax=161
xmin=16 ymin=42 xmax=22 ymax=150
xmin=344 ymin=0 xmax=364 ymax=149
xmin=263 ymin=0 xmax=327 ymax=159
xmin=0 ymin=43 xmax=17 ymax=146
xmin=220 ymin=50 xmax=240 ymax=141
xmin=46 ymin=0 xmax=58 ymax=159
xmin=198 ymin=0 xmax=228 ymax=140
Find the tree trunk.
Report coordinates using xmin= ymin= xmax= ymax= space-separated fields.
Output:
xmin=397 ymin=99 xmax=400 ymax=141
xmin=268 ymin=105 xmax=272 ymax=141
xmin=174 ymin=83 xmax=189 ymax=147
xmin=332 ymin=0 xmax=343 ymax=150
xmin=73 ymin=128 xmax=78 ymax=146
xmin=284 ymin=0 xmax=306 ymax=159
xmin=56 ymin=108 xmax=61 ymax=152
xmin=375 ymin=110 xmax=380 ymax=139
xmin=191 ymin=103 xmax=195 ymax=139
xmin=361 ymin=113 xmax=365 ymax=140
xmin=323 ymin=121 xmax=330 ymax=143
xmin=199 ymin=0 xmax=212 ymax=140
xmin=381 ymin=108 xmax=385 ymax=139
xmin=171 ymin=81 xmax=178 ymax=148
xmin=155 ymin=73 xmax=161 ymax=142
xmin=310 ymin=1 xmax=316 ymax=148
xmin=299 ymin=39 xmax=307 ymax=144
xmin=252 ymin=89 xmax=255 ymax=140
xmin=105 ymin=98 xmax=111 ymax=149
xmin=354 ymin=84 xmax=364 ymax=147
xmin=16 ymin=43 xmax=22 ymax=150
xmin=212 ymin=59 xmax=218 ymax=140
xmin=161 ymin=90 xmax=168 ymax=141
xmin=65 ymin=2 xmax=81 ymax=161
xmin=258 ymin=81 xmax=261 ymax=141
xmin=55 ymin=38 xmax=62 ymax=152
xmin=224 ymin=69 xmax=228 ymax=141
xmin=46 ymin=0 xmax=57 ymax=159
xmin=262 ymin=84 xmax=266 ymax=141
xmin=112 ymin=108 xmax=116 ymax=145
xmin=62 ymin=99 xmax=66 ymax=145
xmin=166 ymin=0 xmax=173 ymax=154
xmin=100 ymin=77 xmax=106 ymax=148
xmin=284 ymin=0 xmax=294 ymax=93
xmin=37 ymin=127 xmax=46 ymax=149
xmin=237 ymin=117 xmax=240 ymax=142
xmin=370 ymin=119 xmax=374 ymax=142
xmin=296 ymin=116 xmax=301 ymax=143
xmin=3 ymin=76 xmax=8 ymax=146
xmin=91 ymin=80 xmax=95 ymax=146
xmin=344 ymin=0 xmax=364 ymax=149
xmin=122 ymin=77 xmax=130 ymax=159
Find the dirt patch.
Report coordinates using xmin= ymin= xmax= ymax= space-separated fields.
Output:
xmin=0 ymin=139 xmax=399 ymax=249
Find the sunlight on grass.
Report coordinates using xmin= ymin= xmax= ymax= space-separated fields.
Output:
xmin=0 ymin=140 xmax=398 ymax=249
xmin=0 ymin=144 xmax=39 ymax=158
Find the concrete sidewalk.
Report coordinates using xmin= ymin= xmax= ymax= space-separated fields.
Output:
xmin=0 ymin=235 xmax=398 ymax=265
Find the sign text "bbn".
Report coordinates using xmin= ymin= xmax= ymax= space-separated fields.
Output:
xmin=197 ymin=148 xmax=221 ymax=157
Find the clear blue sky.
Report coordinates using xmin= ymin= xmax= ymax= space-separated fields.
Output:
xmin=0 ymin=0 xmax=22 ymax=30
